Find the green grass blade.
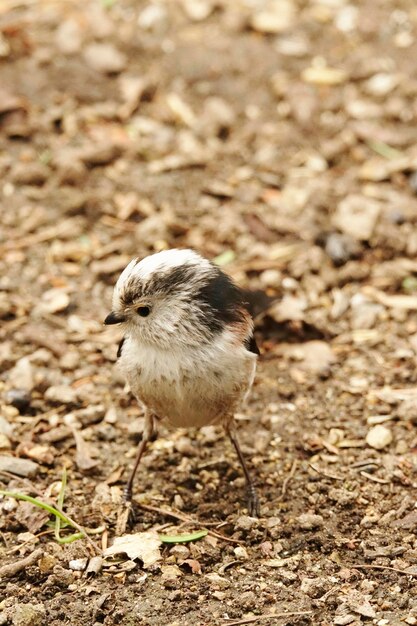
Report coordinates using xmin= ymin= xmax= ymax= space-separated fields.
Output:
xmin=158 ymin=529 xmax=208 ymax=544
xmin=54 ymin=468 xmax=67 ymax=542
xmin=0 ymin=489 xmax=86 ymax=544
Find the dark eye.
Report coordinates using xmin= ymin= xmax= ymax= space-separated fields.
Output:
xmin=137 ymin=306 xmax=151 ymax=317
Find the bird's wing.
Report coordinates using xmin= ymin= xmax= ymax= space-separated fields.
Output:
xmin=244 ymin=332 xmax=260 ymax=355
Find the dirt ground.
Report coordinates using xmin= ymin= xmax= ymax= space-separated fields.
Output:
xmin=1 ymin=0 xmax=417 ymax=624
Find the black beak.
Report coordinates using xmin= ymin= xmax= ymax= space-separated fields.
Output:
xmin=104 ymin=311 xmax=126 ymax=325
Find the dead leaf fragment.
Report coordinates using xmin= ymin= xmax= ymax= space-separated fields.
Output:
xmin=182 ymin=559 xmax=202 ymax=574
xmin=346 ymin=591 xmax=376 ymax=618
xmin=15 ymin=500 xmax=50 ymax=533
xmin=104 ymin=532 xmax=162 ymax=568
xmin=71 ymin=428 xmax=99 ymax=472
xmin=17 ymin=442 xmax=55 ymax=465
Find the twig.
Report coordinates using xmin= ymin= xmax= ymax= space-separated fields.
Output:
xmin=281 ymin=460 xmax=298 ymax=497
xmin=0 ymin=548 xmax=43 ymax=580
xmin=5 ymin=530 xmax=52 ymax=555
xmin=350 ymin=564 xmax=417 ymax=576
xmin=309 ymin=464 xmax=344 ymax=481
xmin=136 ymin=502 xmax=242 ymax=544
xmin=359 ymin=471 xmax=390 ymax=484
xmin=219 ymin=560 xmax=241 ymax=574
xmin=222 ymin=610 xmax=313 ymax=625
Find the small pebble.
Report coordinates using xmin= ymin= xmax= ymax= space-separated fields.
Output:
xmin=161 ymin=564 xmax=182 ymax=587
xmin=45 ymin=385 xmax=77 ymax=404
xmin=366 ymin=425 xmax=393 ymax=450
xmin=204 ymin=572 xmax=230 ymax=589
xmin=0 ymin=454 xmax=38 ymax=477
xmin=83 ymin=43 xmax=127 ymax=74
xmin=0 ymin=416 xmax=13 ymax=437
xmin=235 ymin=515 xmax=258 ymax=532
xmin=85 ymin=556 xmax=103 ymax=576
xmin=7 ymin=357 xmax=34 ymax=391
xmin=302 ymin=66 xmax=348 ymax=86
xmin=6 ymin=602 xmax=46 ymax=626
xmin=250 ymin=4 xmax=295 ymax=34
xmin=38 ymin=554 xmax=57 ymax=573
xmin=11 ymin=162 xmax=49 ymax=186
xmin=69 ymin=558 xmax=88 ymax=571
xmin=324 ymin=232 xmax=360 ymax=266
xmin=334 ymin=615 xmax=356 ymax=626
xmin=5 ymin=388 xmax=31 ymax=412
xmin=297 ymin=513 xmax=324 ymax=530
xmin=260 ymin=269 xmax=281 ymax=288
xmin=234 ymin=546 xmax=249 ymax=559
xmin=0 ymin=433 xmax=11 ymax=449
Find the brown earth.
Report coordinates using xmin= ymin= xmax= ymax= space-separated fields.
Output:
xmin=1 ymin=1 xmax=417 ymax=625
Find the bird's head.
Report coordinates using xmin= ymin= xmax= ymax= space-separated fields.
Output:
xmin=104 ymin=249 xmax=249 ymax=350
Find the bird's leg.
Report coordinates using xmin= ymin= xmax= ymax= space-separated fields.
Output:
xmin=225 ymin=418 xmax=260 ymax=517
xmin=123 ymin=410 xmax=155 ymax=503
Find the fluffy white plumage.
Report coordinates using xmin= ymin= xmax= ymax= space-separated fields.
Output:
xmin=109 ymin=248 xmax=257 ymax=428
xmin=119 ymin=326 xmax=256 ymax=428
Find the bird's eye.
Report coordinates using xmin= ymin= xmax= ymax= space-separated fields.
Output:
xmin=137 ymin=306 xmax=151 ymax=317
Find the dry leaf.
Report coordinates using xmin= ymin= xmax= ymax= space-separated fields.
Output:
xmin=104 ymin=532 xmax=162 ymax=568
xmin=71 ymin=428 xmax=99 ymax=471
xmin=182 ymin=559 xmax=202 ymax=574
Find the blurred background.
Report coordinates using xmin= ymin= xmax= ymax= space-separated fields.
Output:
xmin=1 ymin=1 xmax=417 ymax=623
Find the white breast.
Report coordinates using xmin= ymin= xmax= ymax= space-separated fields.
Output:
xmin=118 ymin=331 xmax=257 ymax=428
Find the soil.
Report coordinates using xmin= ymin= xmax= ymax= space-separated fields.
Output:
xmin=1 ymin=1 xmax=417 ymax=625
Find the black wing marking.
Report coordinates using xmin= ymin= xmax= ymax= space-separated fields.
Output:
xmin=117 ymin=336 xmax=125 ymax=359
xmin=245 ymin=332 xmax=260 ymax=356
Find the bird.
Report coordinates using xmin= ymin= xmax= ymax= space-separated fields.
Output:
xmin=104 ymin=248 xmax=261 ymax=516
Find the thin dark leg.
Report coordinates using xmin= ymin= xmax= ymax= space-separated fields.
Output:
xmin=226 ymin=420 xmax=260 ymax=517
xmin=123 ymin=411 xmax=155 ymax=502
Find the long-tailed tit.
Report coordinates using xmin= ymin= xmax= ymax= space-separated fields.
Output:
xmin=104 ymin=248 xmax=260 ymax=515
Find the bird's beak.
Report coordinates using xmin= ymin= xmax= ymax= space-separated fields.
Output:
xmin=104 ymin=311 xmax=126 ymax=325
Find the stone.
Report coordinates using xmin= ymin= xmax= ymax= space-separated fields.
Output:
xmin=5 ymin=389 xmax=31 ymax=412
xmin=7 ymin=603 xmax=46 ymax=626
xmin=366 ymin=425 xmax=393 ymax=450
xmin=333 ymin=195 xmax=381 ymax=241
xmin=302 ymin=66 xmax=348 ymax=86
xmin=44 ymin=385 xmax=77 ymax=405
xmin=83 ymin=43 xmax=127 ymax=74
xmin=297 ymin=513 xmax=324 ymax=530
xmin=7 ymin=357 xmax=34 ymax=391
xmin=0 ymin=455 xmax=38 ymax=477
xmin=11 ymin=162 xmax=49 ymax=186
xmin=250 ymin=3 xmax=295 ymax=34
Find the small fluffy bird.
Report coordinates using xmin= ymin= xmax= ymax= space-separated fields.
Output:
xmin=104 ymin=248 xmax=260 ymax=515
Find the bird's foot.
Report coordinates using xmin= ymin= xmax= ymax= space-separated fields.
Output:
xmin=115 ymin=487 xmax=137 ymax=534
xmin=246 ymin=485 xmax=261 ymax=518
xmin=123 ymin=484 xmax=133 ymax=504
